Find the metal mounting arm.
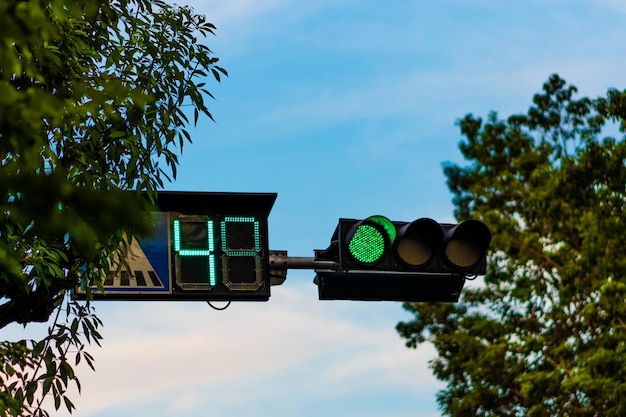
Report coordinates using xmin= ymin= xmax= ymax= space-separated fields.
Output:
xmin=268 ymin=250 xmax=338 ymax=286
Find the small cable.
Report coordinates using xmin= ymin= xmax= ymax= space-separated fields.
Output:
xmin=207 ymin=300 xmax=231 ymax=310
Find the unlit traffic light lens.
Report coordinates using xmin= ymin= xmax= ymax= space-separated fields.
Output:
xmin=445 ymin=240 xmax=480 ymax=268
xmin=442 ymin=220 xmax=491 ymax=271
xmin=395 ymin=218 xmax=443 ymax=268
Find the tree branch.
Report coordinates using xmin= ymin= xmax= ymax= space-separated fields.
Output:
xmin=0 ymin=278 xmax=76 ymax=329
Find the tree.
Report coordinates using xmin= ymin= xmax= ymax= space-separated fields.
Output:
xmin=397 ymin=74 xmax=626 ymax=416
xmin=0 ymin=0 xmax=225 ymax=415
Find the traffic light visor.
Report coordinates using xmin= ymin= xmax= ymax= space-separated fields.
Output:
xmin=345 ymin=215 xmax=396 ymax=266
xmin=442 ymin=220 xmax=491 ymax=271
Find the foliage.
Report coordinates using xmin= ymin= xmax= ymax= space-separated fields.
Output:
xmin=0 ymin=0 xmax=225 ymax=415
xmin=397 ymin=74 xmax=626 ymax=416
xmin=0 ymin=303 xmax=102 ymax=416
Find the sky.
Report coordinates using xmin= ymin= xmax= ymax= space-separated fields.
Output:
xmin=4 ymin=1 xmax=626 ymax=416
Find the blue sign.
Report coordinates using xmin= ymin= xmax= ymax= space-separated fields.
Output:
xmin=75 ymin=212 xmax=171 ymax=296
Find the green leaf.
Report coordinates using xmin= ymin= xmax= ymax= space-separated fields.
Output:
xmin=64 ymin=396 xmax=75 ymax=413
xmin=43 ymin=376 xmax=54 ymax=396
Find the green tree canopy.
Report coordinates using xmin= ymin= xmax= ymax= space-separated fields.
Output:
xmin=397 ymin=74 xmax=626 ymax=416
xmin=0 ymin=0 xmax=225 ymax=415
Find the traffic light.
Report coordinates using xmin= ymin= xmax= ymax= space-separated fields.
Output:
xmin=339 ymin=216 xmax=491 ymax=274
xmin=314 ymin=216 xmax=491 ymax=301
xmin=77 ymin=191 xmax=277 ymax=301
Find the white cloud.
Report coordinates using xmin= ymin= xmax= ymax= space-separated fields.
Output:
xmin=596 ymin=0 xmax=626 ymax=13
xmin=186 ymin=0 xmax=288 ymax=26
xmin=52 ymin=281 xmax=442 ymax=416
xmin=183 ymin=0 xmax=332 ymax=51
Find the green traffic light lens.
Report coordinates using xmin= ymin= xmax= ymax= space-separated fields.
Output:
xmin=346 ymin=215 xmax=395 ymax=266
xmin=348 ymin=224 xmax=386 ymax=264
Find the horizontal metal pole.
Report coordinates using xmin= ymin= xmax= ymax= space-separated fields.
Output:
xmin=269 ymin=252 xmax=338 ymax=271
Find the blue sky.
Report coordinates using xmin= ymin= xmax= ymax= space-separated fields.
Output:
xmin=4 ymin=1 xmax=626 ymax=416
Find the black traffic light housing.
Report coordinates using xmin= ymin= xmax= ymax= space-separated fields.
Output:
xmin=337 ymin=217 xmax=490 ymax=274
xmin=314 ymin=216 xmax=491 ymax=302
xmin=314 ymin=272 xmax=466 ymax=302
